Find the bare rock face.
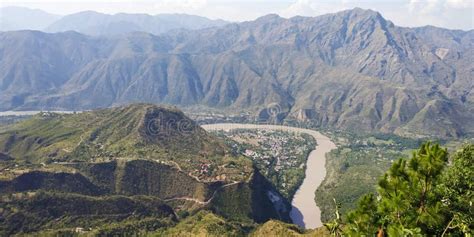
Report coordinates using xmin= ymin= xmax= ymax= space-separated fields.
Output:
xmin=0 ymin=8 xmax=472 ymax=138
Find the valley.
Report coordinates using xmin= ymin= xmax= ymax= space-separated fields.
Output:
xmin=0 ymin=4 xmax=472 ymax=236
xmin=210 ymin=128 xmax=316 ymax=200
xmin=0 ymin=107 xmax=354 ymax=234
xmin=202 ymin=123 xmax=336 ymax=229
xmin=0 ymin=107 xmax=470 ymax=235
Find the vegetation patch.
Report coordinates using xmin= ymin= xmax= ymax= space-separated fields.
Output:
xmin=315 ymin=131 xmax=422 ymax=222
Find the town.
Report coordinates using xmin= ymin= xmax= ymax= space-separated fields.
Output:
xmin=211 ymin=129 xmax=316 ymax=199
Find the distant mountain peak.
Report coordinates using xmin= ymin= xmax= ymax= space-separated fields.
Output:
xmin=0 ymin=6 xmax=61 ymax=31
xmin=254 ymin=13 xmax=284 ymax=22
xmin=72 ymin=10 xmax=103 ymax=15
xmin=338 ymin=7 xmax=385 ymax=22
xmin=348 ymin=7 xmax=379 ymax=15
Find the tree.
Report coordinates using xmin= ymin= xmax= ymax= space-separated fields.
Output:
xmin=343 ymin=142 xmax=450 ymax=236
xmin=324 ymin=198 xmax=343 ymax=237
xmin=439 ymin=144 xmax=473 ymax=236
xmin=405 ymin=142 xmax=448 ymax=233
xmin=344 ymin=193 xmax=380 ymax=236
xmin=327 ymin=142 xmax=474 ymax=235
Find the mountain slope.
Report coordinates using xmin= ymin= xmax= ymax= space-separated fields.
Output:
xmin=0 ymin=191 xmax=177 ymax=235
xmin=0 ymin=8 xmax=472 ymax=138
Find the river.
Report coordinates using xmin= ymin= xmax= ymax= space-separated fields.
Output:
xmin=201 ymin=123 xmax=336 ymax=229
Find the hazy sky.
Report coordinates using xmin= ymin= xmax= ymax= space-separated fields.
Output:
xmin=2 ymin=0 xmax=473 ymax=30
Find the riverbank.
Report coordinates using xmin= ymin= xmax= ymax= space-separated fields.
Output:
xmin=202 ymin=123 xmax=336 ymax=229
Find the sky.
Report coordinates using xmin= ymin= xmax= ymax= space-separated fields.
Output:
xmin=1 ymin=0 xmax=473 ymax=30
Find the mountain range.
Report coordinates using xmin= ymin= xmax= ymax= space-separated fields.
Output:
xmin=45 ymin=11 xmax=228 ymax=35
xmin=0 ymin=8 xmax=473 ymax=138
xmin=0 ymin=7 xmax=228 ymax=35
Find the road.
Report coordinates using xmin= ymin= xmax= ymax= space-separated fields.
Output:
xmin=163 ymin=181 xmax=240 ymax=205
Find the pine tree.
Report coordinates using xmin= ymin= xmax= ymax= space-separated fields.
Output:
xmin=406 ymin=142 xmax=448 ymax=233
xmin=344 ymin=193 xmax=380 ymax=236
xmin=439 ymin=144 xmax=473 ymax=236
xmin=343 ymin=142 xmax=450 ymax=236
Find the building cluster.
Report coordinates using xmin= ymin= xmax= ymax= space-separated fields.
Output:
xmin=225 ymin=130 xmax=311 ymax=172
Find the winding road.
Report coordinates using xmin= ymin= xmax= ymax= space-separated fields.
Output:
xmin=163 ymin=181 xmax=241 ymax=205
xmin=202 ymin=123 xmax=337 ymax=229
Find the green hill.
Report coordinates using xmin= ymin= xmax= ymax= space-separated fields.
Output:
xmin=0 ymin=104 xmax=226 ymax=166
xmin=0 ymin=104 xmax=292 ymax=235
